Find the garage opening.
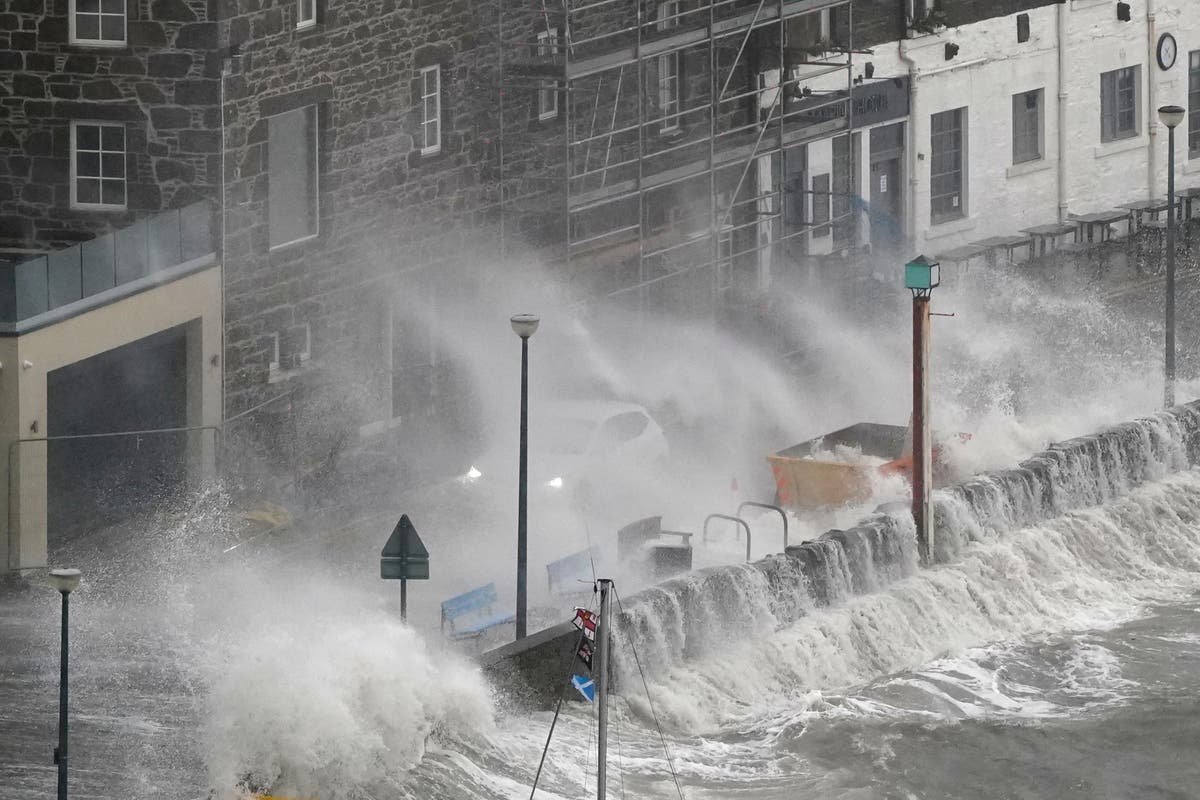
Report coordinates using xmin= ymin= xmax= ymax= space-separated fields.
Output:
xmin=46 ymin=323 xmax=191 ymax=544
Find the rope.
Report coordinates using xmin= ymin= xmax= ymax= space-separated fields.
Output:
xmin=614 ymin=587 xmax=688 ymax=800
xmin=529 ymin=591 xmax=598 ymax=800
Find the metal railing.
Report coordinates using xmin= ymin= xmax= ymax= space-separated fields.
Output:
xmin=703 ymin=513 xmax=751 ymax=562
xmin=1 ymin=201 xmax=212 ymax=323
xmin=737 ymin=500 xmax=789 ymax=549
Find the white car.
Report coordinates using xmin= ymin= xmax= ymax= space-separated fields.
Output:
xmin=464 ymin=400 xmax=669 ymax=498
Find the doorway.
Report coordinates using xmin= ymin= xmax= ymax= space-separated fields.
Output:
xmin=869 ymin=122 xmax=905 ymax=252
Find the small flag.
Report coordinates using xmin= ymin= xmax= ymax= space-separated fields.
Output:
xmin=572 ymin=674 xmax=596 ymax=703
xmin=572 ymin=608 xmax=598 ymax=641
xmin=577 ymin=638 xmax=594 ymax=670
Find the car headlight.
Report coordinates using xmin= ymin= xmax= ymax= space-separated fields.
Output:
xmin=464 ymin=465 xmax=482 ymax=481
xmin=545 ymin=476 xmax=564 ymax=489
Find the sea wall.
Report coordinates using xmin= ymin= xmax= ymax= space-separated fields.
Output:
xmin=482 ymin=400 xmax=1200 ymax=707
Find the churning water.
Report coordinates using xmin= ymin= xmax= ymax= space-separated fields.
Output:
xmin=10 ymin=402 xmax=1198 ymax=800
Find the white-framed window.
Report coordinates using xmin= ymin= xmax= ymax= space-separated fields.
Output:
xmin=657 ymin=1 xmax=680 ymax=133
xmin=69 ymin=0 xmax=126 ymax=46
xmin=268 ymin=105 xmax=319 ymax=249
xmin=537 ymin=29 xmax=559 ymax=121
xmin=297 ymin=323 xmax=312 ymax=363
xmin=70 ymin=121 xmax=126 ymax=209
xmin=930 ymin=107 xmax=966 ymax=224
xmin=296 ymin=0 xmax=315 ymax=29
xmin=1011 ymin=88 xmax=1043 ymax=164
xmin=1100 ymin=65 xmax=1139 ymax=143
xmin=421 ymin=65 xmax=442 ymax=155
xmin=716 ymin=226 xmax=733 ymax=292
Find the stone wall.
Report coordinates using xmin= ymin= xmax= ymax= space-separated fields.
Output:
xmin=217 ymin=0 xmax=505 ymax=420
xmin=0 ymin=0 xmax=219 ymax=254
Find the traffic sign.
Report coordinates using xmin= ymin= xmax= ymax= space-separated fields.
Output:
xmin=380 ymin=514 xmax=430 ymax=580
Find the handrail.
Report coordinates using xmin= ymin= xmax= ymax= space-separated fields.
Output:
xmin=6 ymin=425 xmax=223 ymax=570
xmin=737 ymin=500 xmax=788 ymax=549
xmin=703 ymin=513 xmax=751 ymax=562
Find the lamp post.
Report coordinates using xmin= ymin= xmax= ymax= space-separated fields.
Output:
xmin=48 ymin=568 xmax=81 ymax=800
xmin=904 ymin=256 xmax=939 ymax=565
xmin=510 ymin=313 xmax=539 ymax=640
xmin=1159 ymin=104 xmax=1185 ymax=408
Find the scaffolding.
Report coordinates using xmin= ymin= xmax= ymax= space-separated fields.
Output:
xmin=497 ymin=0 xmax=858 ymax=316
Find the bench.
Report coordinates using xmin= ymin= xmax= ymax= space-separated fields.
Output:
xmin=440 ymin=582 xmax=515 ymax=639
xmin=546 ymin=547 xmax=598 ymax=595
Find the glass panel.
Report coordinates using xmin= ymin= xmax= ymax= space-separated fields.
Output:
xmin=77 ymin=151 xmax=100 ymax=178
xmin=100 ymin=15 xmax=123 ymax=39
xmin=77 ymin=0 xmax=99 ymax=13
xmin=75 ymin=15 xmax=99 ymax=38
xmin=179 ymin=202 xmax=212 ymax=259
xmin=146 ymin=209 xmax=179 ymax=270
xmin=48 ymin=248 xmax=82 ymax=309
xmin=101 ymin=125 xmax=124 ymax=150
xmin=76 ymin=178 xmax=100 ymax=205
xmin=115 ymin=218 xmax=149 ymax=283
xmin=81 ymin=232 xmax=116 ymax=296
xmin=100 ymin=0 xmax=122 ymax=13
xmin=101 ymin=179 xmax=125 ymax=206
xmin=76 ymin=124 xmax=99 ymax=151
xmin=101 ymin=152 xmax=124 ymax=178
xmin=15 ymin=257 xmax=49 ymax=319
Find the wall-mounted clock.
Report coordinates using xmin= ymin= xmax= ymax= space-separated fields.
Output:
xmin=1157 ymin=32 xmax=1177 ymax=71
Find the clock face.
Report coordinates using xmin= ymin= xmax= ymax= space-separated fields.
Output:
xmin=1158 ymin=33 xmax=1177 ymax=70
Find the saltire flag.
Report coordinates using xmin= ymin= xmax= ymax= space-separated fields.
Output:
xmin=572 ymin=608 xmax=598 ymax=641
xmin=577 ymin=638 xmax=594 ymax=670
xmin=572 ymin=674 xmax=596 ymax=702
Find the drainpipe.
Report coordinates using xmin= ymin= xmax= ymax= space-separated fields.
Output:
xmin=1056 ymin=1 xmax=1069 ymax=223
xmin=899 ymin=33 xmax=919 ymax=244
xmin=1146 ymin=0 xmax=1158 ymax=200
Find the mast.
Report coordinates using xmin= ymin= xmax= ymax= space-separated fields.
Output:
xmin=596 ymin=578 xmax=613 ymax=800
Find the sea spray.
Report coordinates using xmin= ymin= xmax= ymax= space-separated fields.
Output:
xmin=202 ymin=609 xmax=493 ymax=799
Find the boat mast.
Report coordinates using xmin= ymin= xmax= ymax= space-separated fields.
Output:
xmin=596 ymin=578 xmax=613 ymax=800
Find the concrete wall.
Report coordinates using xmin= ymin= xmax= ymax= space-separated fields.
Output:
xmin=2 ymin=262 xmax=222 ymax=571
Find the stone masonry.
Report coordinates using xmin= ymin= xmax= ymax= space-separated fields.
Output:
xmin=0 ymin=0 xmax=220 ymax=255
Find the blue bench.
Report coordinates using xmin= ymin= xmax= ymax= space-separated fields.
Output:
xmin=440 ymin=582 xmax=515 ymax=639
xmin=546 ymin=547 xmax=598 ymax=595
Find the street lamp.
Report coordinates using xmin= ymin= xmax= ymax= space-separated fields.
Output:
xmin=904 ymin=256 xmax=938 ymax=565
xmin=48 ymin=568 xmax=81 ymax=800
xmin=510 ymin=313 xmax=539 ymax=639
xmin=1159 ymin=104 xmax=1186 ymax=408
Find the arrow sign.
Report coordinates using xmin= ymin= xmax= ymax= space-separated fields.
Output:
xmin=380 ymin=514 xmax=430 ymax=580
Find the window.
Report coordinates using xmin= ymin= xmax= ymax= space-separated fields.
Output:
xmin=268 ymin=105 xmax=319 ymax=249
xmin=1012 ymin=89 xmax=1042 ymax=164
xmin=1100 ymin=66 xmax=1139 ymax=142
xmin=296 ymin=0 xmax=315 ymax=29
xmin=71 ymin=122 xmax=126 ymax=209
xmin=421 ymin=65 xmax=441 ymax=155
xmin=1016 ymin=13 xmax=1030 ymax=43
xmin=930 ymin=107 xmax=965 ymax=224
xmin=789 ymin=8 xmax=830 ymax=56
xmin=537 ymin=29 xmax=559 ymax=121
xmin=717 ymin=226 xmax=733 ymax=291
xmin=657 ymin=1 xmax=680 ymax=133
xmin=70 ymin=0 xmax=125 ymax=46
xmin=1190 ymin=51 xmax=1200 ymax=157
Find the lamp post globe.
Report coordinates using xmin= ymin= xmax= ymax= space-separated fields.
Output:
xmin=510 ymin=314 xmax=540 ymax=339
xmin=1158 ymin=104 xmax=1186 ymax=129
xmin=49 ymin=568 xmax=81 ymax=594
